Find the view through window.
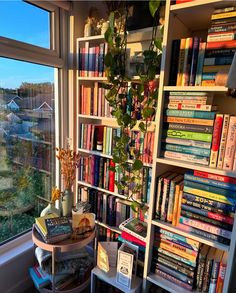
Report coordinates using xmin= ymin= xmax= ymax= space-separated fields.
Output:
xmin=0 ymin=58 xmax=55 ymax=244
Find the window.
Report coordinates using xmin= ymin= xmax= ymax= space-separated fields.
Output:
xmin=0 ymin=1 xmax=50 ymax=48
xmin=0 ymin=1 xmax=66 ymax=245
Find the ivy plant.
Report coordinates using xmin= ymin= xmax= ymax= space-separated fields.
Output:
xmin=103 ymin=0 xmax=163 ymax=213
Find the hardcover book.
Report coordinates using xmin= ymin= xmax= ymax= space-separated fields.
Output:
xmin=119 ymin=218 xmax=147 ymax=242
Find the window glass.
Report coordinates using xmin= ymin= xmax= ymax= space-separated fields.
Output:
xmin=0 ymin=1 xmax=50 ymax=48
xmin=0 ymin=58 xmax=55 ymax=244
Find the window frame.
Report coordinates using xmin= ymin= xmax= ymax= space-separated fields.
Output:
xmin=0 ymin=0 xmax=68 ymax=251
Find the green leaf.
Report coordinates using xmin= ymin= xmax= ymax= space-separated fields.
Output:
xmin=109 ymin=166 xmax=116 ymax=172
xmin=154 ymin=39 xmax=163 ymax=51
xmin=130 ymin=202 xmax=139 ymax=213
xmin=138 ymin=122 xmax=146 ymax=132
xmin=133 ymin=159 xmax=143 ymax=171
xmin=109 ymin=12 xmax=115 ymax=31
xmin=143 ymin=107 xmax=155 ymax=119
xmin=104 ymin=27 xmax=113 ymax=46
xmin=149 ymin=0 xmax=161 ymax=17
xmin=104 ymin=52 xmax=113 ymax=67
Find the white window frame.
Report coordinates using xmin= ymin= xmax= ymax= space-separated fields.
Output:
xmin=0 ymin=0 xmax=69 ymax=255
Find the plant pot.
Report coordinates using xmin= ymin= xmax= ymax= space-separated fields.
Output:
xmin=62 ymin=189 xmax=74 ymax=217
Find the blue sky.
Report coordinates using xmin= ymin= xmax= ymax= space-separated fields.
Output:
xmin=0 ymin=0 xmax=54 ymax=89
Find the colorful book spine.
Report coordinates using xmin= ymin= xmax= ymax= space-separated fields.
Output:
xmin=223 ymin=116 xmax=236 ymax=170
xmin=209 ymin=114 xmax=224 ymax=167
xmin=164 ymin=116 xmax=214 ymax=126
xmin=159 ymin=238 xmax=198 ymax=257
xmin=177 ymin=38 xmax=187 ymax=86
xmin=163 ymin=143 xmax=211 ymax=156
xmin=195 ymin=42 xmax=206 ymax=86
xmin=179 ymin=216 xmax=232 ymax=239
xmin=217 ymin=114 xmax=230 ymax=169
xmin=164 ymin=129 xmax=212 ymax=142
xmin=167 ymin=174 xmax=183 ymax=222
xmin=216 ymin=253 xmax=227 ymax=293
xmin=165 ymin=103 xmax=216 ymax=111
xmin=184 ymin=172 xmax=236 ymax=191
xmin=204 ymin=56 xmax=234 ymax=65
xmin=206 ymin=40 xmax=236 ymax=49
xmin=211 ymin=11 xmax=236 ymax=20
xmin=162 ymin=137 xmax=212 ymax=149
xmin=194 ymin=170 xmax=236 ymax=184
xmin=181 ymin=204 xmax=234 ymax=225
xmin=165 ymin=109 xmax=216 ymax=119
xmin=162 ymin=150 xmax=209 ymax=165
xmin=208 ymin=259 xmax=221 ymax=293
xmin=208 ymin=24 xmax=236 ymax=34
xmin=189 ymin=36 xmax=200 ymax=86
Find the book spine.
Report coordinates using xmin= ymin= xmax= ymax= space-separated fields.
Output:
xmin=169 ymin=39 xmax=181 ymax=86
xmin=211 ymin=11 xmax=236 ymax=20
xmin=216 ymin=261 xmax=227 ymax=293
xmin=159 ymin=228 xmax=200 ymax=250
xmin=207 ymin=32 xmax=236 ymax=42
xmin=205 ymin=48 xmax=236 ymax=58
xmin=204 ymin=56 xmax=234 ymax=66
xmin=184 ymin=172 xmax=236 ymax=191
xmin=156 ymin=263 xmax=193 ymax=285
xmin=160 ymin=177 xmax=173 ymax=221
xmin=108 ymin=160 xmax=115 ymax=192
xmin=208 ymin=260 xmax=221 ymax=293
xmin=223 ymin=116 xmax=236 ymax=170
xmin=182 ymin=192 xmax=235 ymax=213
xmin=181 ymin=210 xmax=232 ymax=231
xmin=155 ymin=176 xmax=165 ymax=219
xmin=202 ymin=257 xmax=214 ymax=293
xmin=164 ymin=116 xmax=214 ymax=126
xmin=166 ymin=103 xmax=216 ymax=111
xmin=182 ymin=37 xmax=193 ymax=86
xmin=210 ymin=114 xmax=224 ymax=167
xmin=194 ymin=170 xmax=236 ymax=184
xmin=195 ymin=42 xmax=206 ymax=86
xmin=159 ymin=233 xmax=198 ymax=252
xmin=196 ymin=252 xmax=207 ymax=291
xmin=165 ymin=129 xmax=212 ymax=142
xmin=163 ymin=137 xmax=212 ymax=149
xmin=177 ymin=38 xmax=187 ymax=86
xmin=160 ymin=238 xmax=197 ymax=257
xmin=206 ymin=40 xmax=236 ymax=49
xmin=184 ymin=179 xmax=236 ymax=198
xmin=162 ymin=150 xmax=209 ymax=166
xmin=163 ymin=143 xmax=211 ymax=156
xmin=217 ymin=114 xmax=230 ymax=169
xmin=179 ymin=216 xmax=232 ymax=239
xmin=177 ymin=223 xmax=230 ymax=245
xmin=202 ymin=72 xmax=217 ymax=80
xmin=155 ymin=269 xmax=192 ymax=291
xmin=183 ymin=185 xmax=236 ymax=205
xmin=157 ymin=247 xmax=196 ymax=267
xmin=165 ymin=109 xmax=216 ymax=119
xmin=202 ymin=65 xmax=231 ymax=73
xmin=208 ymin=24 xmax=236 ymax=33
xmin=181 ymin=204 xmax=234 ymax=225
xmin=172 ymin=183 xmax=182 ymax=226
xmin=189 ymin=36 xmax=200 ymax=86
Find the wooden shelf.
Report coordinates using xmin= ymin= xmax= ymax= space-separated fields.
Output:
xmin=152 ymin=220 xmax=229 ymax=252
xmin=163 ymin=86 xmax=228 ymax=92
xmin=147 ymin=273 xmax=200 ymax=293
xmin=156 ymin=157 xmax=236 ymax=179
xmin=95 ymin=220 xmax=121 ymax=234
xmin=78 ymin=114 xmax=115 ymax=121
xmin=77 ymin=35 xmax=105 ymax=42
xmin=78 ymin=180 xmax=149 ymax=206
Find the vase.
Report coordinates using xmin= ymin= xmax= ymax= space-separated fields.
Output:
xmin=40 ymin=202 xmax=60 ymax=217
xmin=62 ymin=189 xmax=74 ymax=217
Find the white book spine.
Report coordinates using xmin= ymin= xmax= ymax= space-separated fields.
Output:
xmin=217 ymin=114 xmax=230 ymax=169
xmin=223 ymin=116 xmax=236 ymax=170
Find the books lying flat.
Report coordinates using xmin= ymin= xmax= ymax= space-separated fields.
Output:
xmin=119 ymin=218 xmax=147 ymax=242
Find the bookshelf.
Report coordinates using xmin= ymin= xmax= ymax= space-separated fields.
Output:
xmin=143 ymin=1 xmax=236 ymax=293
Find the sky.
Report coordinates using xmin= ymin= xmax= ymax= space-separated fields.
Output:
xmin=0 ymin=0 xmax=54 ymax=89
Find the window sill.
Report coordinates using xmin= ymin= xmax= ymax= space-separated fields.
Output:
xmin=0 ymin=231 xmax=33 ymax=266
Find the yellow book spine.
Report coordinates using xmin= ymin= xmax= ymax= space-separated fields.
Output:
xmin=211 ymin=11 xmax=236 ymax=20
xmin=164 ymin=116 xmax=214 ymax=126
xmin=159 ymin=242 xmax=197 ymax=262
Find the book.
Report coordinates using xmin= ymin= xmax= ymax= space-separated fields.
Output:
xmin=165 ymin=103 xmax=217 ymax=111
xmin=119 ymin=218 xmax=147 ymax=242
xmin=176 ymin=38 xmax=187 ymax=86
xmin=44 ymin=217 xmax=72 ymax=239
xmin=194 ymin=170 xmax=236 ymax=184
xmin=35 ymin=213 xmax=59 ymax=236
xmin=211 ymin=11 xmax=236 ymax=20
xmin=29 ymin=265 xmax=51 ymax=289
xmin=217 ymin=114 xmax=230 ymax=169
xmin=208 ymin=250 xmax=224 ymax=293
xmin=202 ymin=247 xmax=216 ymax=293
xmin=216 ymin=252 xmax=228 ymax=293
xmin=206 ymin=40 xmax=236 ymax=49
xmin=189 ymin=36 xmax=200 ymax=86
xmin=164 ymin=129 xmax=212 ymax=142
xmin=208 ymin=24 xmax=236 ymax=34
xmin=196 ymin=245 xmax=210 ymax=291
xmin=172 ymin=181 xmax=184 ymax=226
xmin=165 ymin=109 xmax=216 ymax=120
xmin=195 ymin=41 xmax=206 ymax=86
xmin=182 ymin=37 xmax=193 ymax=86
xmin=164 ymin=116 xmax=214 ymax=126
xmin=204 ymin=56 xmax=234 ymax=66
xmin=162 ymin=137 xmax=212 ymax=149
xmin=163 ymin=143 xmax=211 ymax=156
xmin=162 ymin=150 xmax=210 ymax=165
xmin=207 ymin=32 xmax=236 ymax=42
xmin=223 ymin=116 xmax=236 ymax=170
xmin=169 ymin=39 xmax=181 ymax=85
xmin=209 ymin=114 xmax=224 ymax=167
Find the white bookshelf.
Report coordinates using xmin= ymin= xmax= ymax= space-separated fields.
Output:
xmin=143 ymin=0 xmax=236 ymax=292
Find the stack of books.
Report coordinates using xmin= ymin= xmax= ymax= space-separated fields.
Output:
xmin=34 ymin=215 xmax=72 ymax=244
xmin=80 ymin=82 xmax=112 ymax=117
xmin=179 ymin=170 xmax=235 ymax=245
xmin=161 ymin=91 xmax=216 ymax=165
xmin=78 ymin=156 xmax=152 ymax=203
xmin=152 ymin=228 xmax=200 ymax=291
xmin=78 ymin=42 xmax=107 ymax=77
xmin=80 ymin=124 xmax=155 ymax=164
xmin=152 ymin=228 xmax=228 ymax=292
xmin=202 ymin=7 xmax=236 ymax=86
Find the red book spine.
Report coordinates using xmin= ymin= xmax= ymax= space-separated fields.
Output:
xmin=109 ymin=160 xmax=115 ymax=192
xmin=209 ymin=114 xmax=224 ymax=168
xmin=194 ymin=170 xmax=236 ymax=184
xmin=216 ymin=261 xmax=227 ymax=293
xmin=176 ymin=0 xmax=193 ymax=3
xmin=206 ymin=40 xmax=236 ymax=49
xmin=121 ymin=231 xmax=146 ymax=247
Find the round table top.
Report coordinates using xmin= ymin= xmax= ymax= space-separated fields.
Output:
xmin=32 ymin=226 xmax=95 ymax=252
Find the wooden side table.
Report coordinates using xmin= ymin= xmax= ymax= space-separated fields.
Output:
xmin=91 ymin=266 xmax=142 ymax=293
xmin=32 ymin=226 xmax=95 ymax=293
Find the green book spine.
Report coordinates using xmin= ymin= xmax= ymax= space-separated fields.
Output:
xmin=164 ymin=129 xmax=212 ymax=142
xmin=165 ymin=109 xmax=216 ymax=119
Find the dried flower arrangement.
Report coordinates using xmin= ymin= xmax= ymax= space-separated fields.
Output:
xmin=51 ymin=187 xmax=61 ymax=204
xmin=56 ymin=146 xmax=80 ymax=190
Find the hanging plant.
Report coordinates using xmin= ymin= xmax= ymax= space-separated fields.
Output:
xmin=103 ymin=0 xmax=163 ymax=213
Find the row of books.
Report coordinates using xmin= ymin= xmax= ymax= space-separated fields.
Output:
xmin=80 ymin=123 xmax=155 ymax=164
xmin=202 ymin=7 xmax=236 ymax=86
xmin=88 ymin=188 xmax=136 ymax=227
xmin=78 ymin=156 xmax=152 ymax=203
xmin=79 ymin=83 xmax=112 ymax=117
xmin=152 ymin=228 xmax=227 ymax=292
xmin=97 ymin=225 xmax=120 ymax=242
xmin=78 ymin=42 xmax=107 ymax=77
xmin=161 ymin=91 xmax=215 ymax=166
xmin=155 ymin=169 xmax=235 ymax=245
xmin=169 ymin=7 xmax=236 ymax=87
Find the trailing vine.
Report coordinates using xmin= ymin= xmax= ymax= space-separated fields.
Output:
xmin=103 ymin=0 xmax=163 ymax=213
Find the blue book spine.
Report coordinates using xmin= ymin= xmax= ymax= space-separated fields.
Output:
xmin=165 ymin=109 xmax=216 ymax=119
xmin=94 ymin=156 xmax=100 ymax=187
xmin=183 ymin=192 xmax=236 ymax=212
xmin=184 ymin=172 xmax=236 ymax=191
xmin=204 ymin=56 xmax=234 ymax=66
xmin=208 ymin=260 xmax=221 ymax=293
xmin=147 ymin=167 xmax=152 ymax=203
xmin=182 ymin=203 xmax=209 ymax=217
xmin=184 ymin=179 xmax=236 ymax=198
xmin=160 ymin=234 xmax=198 ymax=252
xmin=202 ymin=72 xmax=217 ymax=80
xmin=163 ymin=144 xmax=211 ymax=157
xmin=195 ymin=42 xmax=205 ymax=86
